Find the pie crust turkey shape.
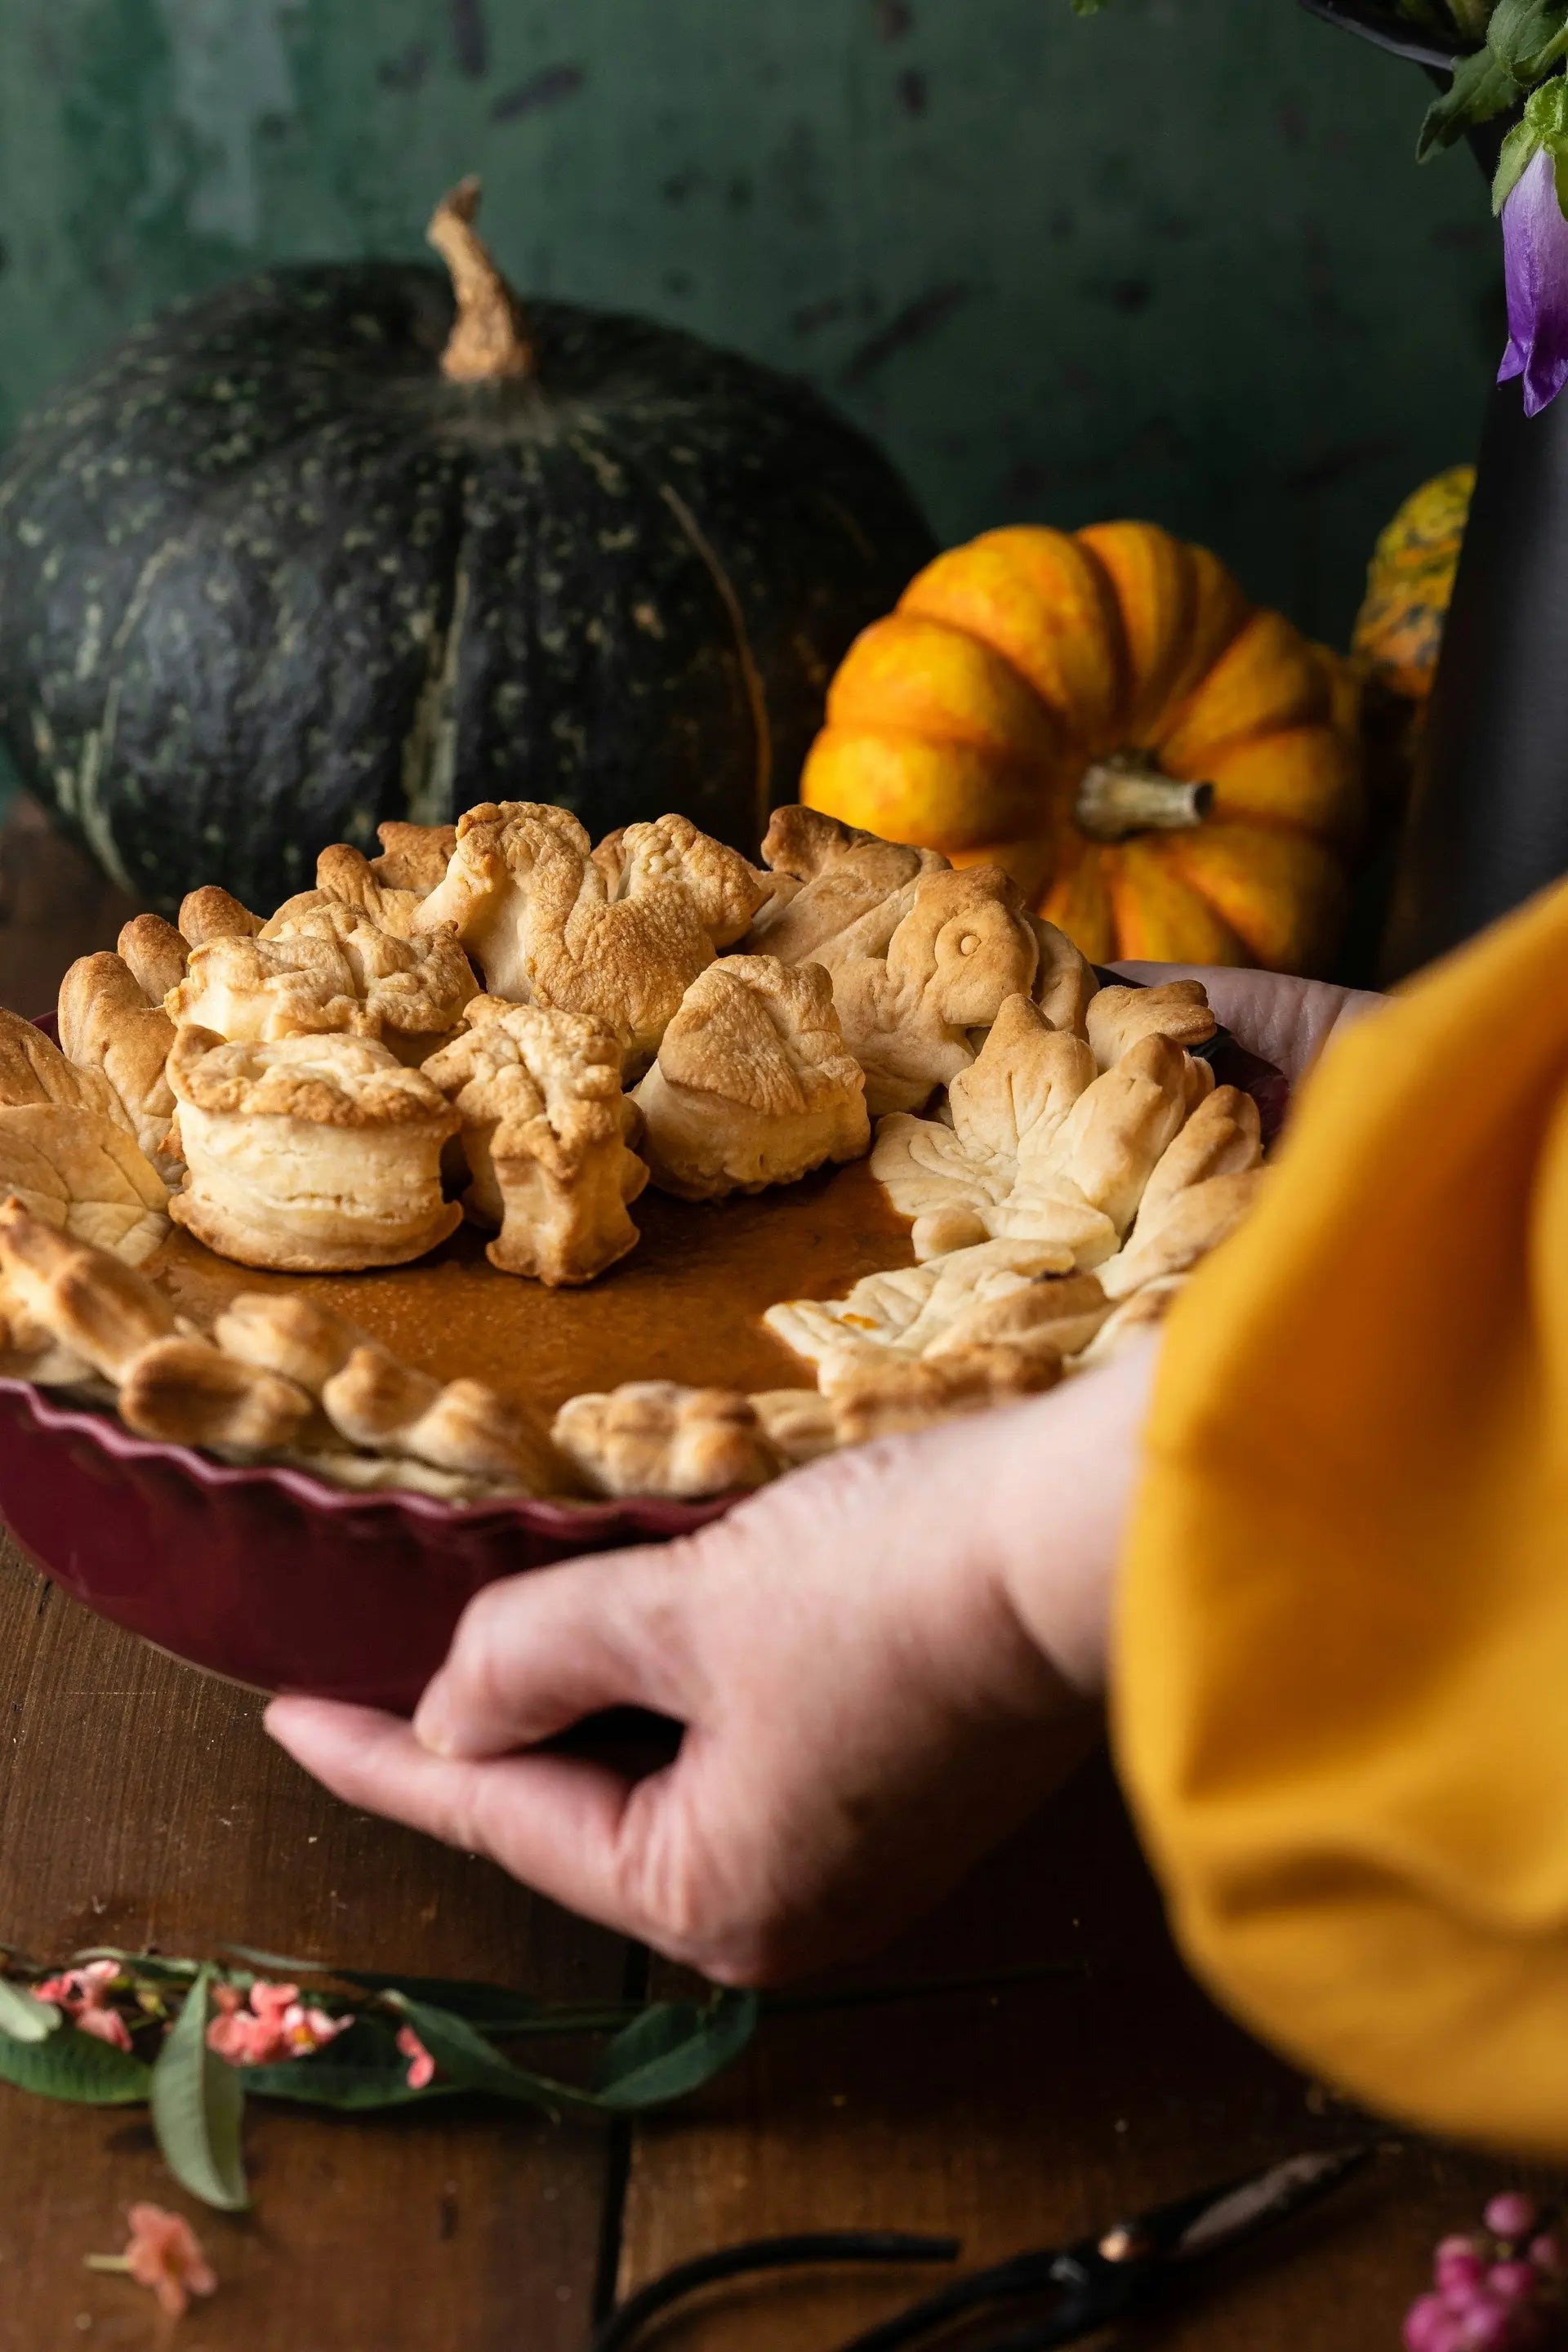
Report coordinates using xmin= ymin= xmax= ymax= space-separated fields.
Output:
xmin=165 ymin=1027 xmax=461 ymax=1273
xmin=414 ymin=803 xmax=767 ymax=1076
xmin=423 ymin=996 xmax=648 ymax=1285
xmin=631 ymin=955 xmax=870 ymax=1200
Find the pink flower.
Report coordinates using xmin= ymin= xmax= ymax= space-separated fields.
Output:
xmin=205 ymin=1980 xmax=349 ymax=2068
xmin=36 ymin=1961 xmax=132 ymax=2051
xmin=121 ymin=2203 xmax=217 ymax=2319
xmin=397 ymin=2024 xmax=436 ymax=2089
xmin=1485 ymin=2195 xmax=1539 ymax=2245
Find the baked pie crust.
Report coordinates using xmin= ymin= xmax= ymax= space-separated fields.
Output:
xmin=167 ymin=898 xmax=477 ymax=1062
xmin=166 ymin=1027 xmax=461 ymax=1273
xmin=631 ymin=955 xmax=869 ymax=1200
xmin=423 ymin=996 xmax=648 ymax=1285
xmin=5 ymin=800 xmax=1275 ymax=1505
xmin=414 ymin=802 xmax=766 ymax=1076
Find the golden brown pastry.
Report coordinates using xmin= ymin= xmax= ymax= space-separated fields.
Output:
xmin=118 ymin=1337 xmax=318 ymax=1454
xmin=166 ymin=1027 xmax=461 ymax=1273
xmin=370 ymin=819 xmax=457 ymax=895
xmin=0 ymin=1105 xmax=169 ymax=1267
xmin=552 ymin=1381 xmax=783 ymax=1499
xmin=179 ymin=886 xmax=261 ymax=948
xmin=1085 ymin=980 xmax=1218 ymax=1071
xmin=765 ymin=1236 xmax=1080 ymax=1370
xmin=921 ymin=1269 xmax=1111 ymax=1362
xmin=1074 ymin=1276 xmax=1188 ymax=1367
xmin=0 ymin=1004 xmax=131 ymax=1134
xmin=423 ymin=996 xmax=647 ymax=1285
xmin=117 ymin=915 xmax=190 ymax=1004
xmin=212 ymin=1290 xmax=558 ymax=1491
xmin=413 ymin=803 xmax=765 ymax=1076
xmin=283 ymin=842 xmax=425 ymax=941
xmin=742 ymin=805 xmax=951 ymax=964
xmin=57 ymin=952 xmax=180 ymax=1183
xmin=1098 ymin=1166 xmax=1264 ymax=1302
xmin=631 ymin=956 xmax=869 ymax=1200
xmin=817 ymin=1343 xmax=1061 ymax=1443
xmin=809 ymin=866 xmax=1045 ymax=1117
xmin=167 ymin=900 xmax=476 ymax=1062
xmin=749 ymin=1387 xmax=841 ymax=1468
xmin=871 ymin=1000 xmax=1200 ymax=1263
xmin=0 ymin=1197 xmax=176 ymax=1387
xmin=749 ymin=810 xmax=1098 ymax=1045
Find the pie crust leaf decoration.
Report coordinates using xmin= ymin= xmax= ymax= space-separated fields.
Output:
xmin=812 ymin=866 xmax=1045 ymax=1119
xmin=0 ymin=1003 xmax=134 ymax=1137
xmin=370 ymin=820 xmax=458 ymax=895
xmin=57 ymin=951 xmax=182 ymax=1183
xmin=424 ymin=996 xmax=648 ymax=1285
xmin=414 ymin=803 xmax=766 ymax=1077
xmin=166 ymin=1027 xmax=461 ymax=1273
xmin=265 ymin=844 xmax=427 ymax=945
xmin=631 ymin=955 xmax=870 ymax=1200
xmin=117 ymin=915 xmax=190 ymax=1005
xmin=1098 ymin=1165 xmax=1263 ymax=1301
xmin=179 ymin=886 xmax=261 ymax=948
xmin=213 ymin=1291 xmax=560 ymax=1492
xmin=1085 ymin=981 xmax=1218 ymax=1071
xmin=0 ymin=1197 xmax=178 ymax=1388
xmin=819 ymin=1343 xmax=1062 ymax=1444
xmin=750 ymin=1387 xmax=841 ymax=1468
xmin=764 ymin=1236 xmax=1081 ymax=1370
xmin=119 ymin=1335 xmax=318 ymax=1454
xmin=1076 ymin=1276 xmax=1188 ymax=1368
xmin=871 ymin=994 xmax=1121 ymax=1265
xmin=167 ymin=898 xmax=477 ymax=1059
xmin=0 ymin=1104 xmax=169 ymax=1270
xmin=552 ymin=1382 xmax=784 ymax=1499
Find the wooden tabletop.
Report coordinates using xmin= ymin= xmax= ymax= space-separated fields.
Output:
xmin=0 ymin=797 xmax=1548 ymax=2352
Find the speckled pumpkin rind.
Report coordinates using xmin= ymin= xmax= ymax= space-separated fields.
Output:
xmin=1352 ymin=462 xmax=1473 ymax=702
xmin=0 ymin=266 xmax=934 ymax=912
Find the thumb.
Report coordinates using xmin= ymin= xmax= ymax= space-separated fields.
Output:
xmin=412 ymin=1541 xmax=702 ymax=1760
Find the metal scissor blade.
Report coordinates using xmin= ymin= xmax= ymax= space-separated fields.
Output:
xmin=1171 ymin=2144 xmax=1373 ymax=2266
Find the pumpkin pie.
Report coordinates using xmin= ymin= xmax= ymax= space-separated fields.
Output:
xmin=3 ymin=798 xmax=1272 ymax=1504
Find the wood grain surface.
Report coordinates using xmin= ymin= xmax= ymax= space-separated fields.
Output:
xmin=0 ymin=793 xmax=1557 ymax=2350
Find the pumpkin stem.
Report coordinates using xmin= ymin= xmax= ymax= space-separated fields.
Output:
xmin=1075 ymin=755 xmax=1214 ymax=844
xmin=427 ymin=177 xmax=536 ymax=384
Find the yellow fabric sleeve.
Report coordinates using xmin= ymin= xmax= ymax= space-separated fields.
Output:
xmin=1114 ymin=876 xmax=1568 ymax=2155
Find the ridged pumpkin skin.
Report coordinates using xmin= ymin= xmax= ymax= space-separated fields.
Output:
xmin=1352 ymin=463 xmax=1473 ymax=703
xmin=0 ymin=266 xmax=933 ymax=913
xmin=802 ymin=521 xmax=1364 ymax=973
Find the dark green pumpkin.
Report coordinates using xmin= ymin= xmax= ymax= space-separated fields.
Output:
xmin=0 ymin=186 xmax=933 ymax=914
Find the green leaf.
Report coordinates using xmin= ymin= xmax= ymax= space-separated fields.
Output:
xmin=70 ymin=1949 xmax=201 ymax=1984
xmin=243 ymin=2018 xmax=454 ymax=2112
xmin=150 ymin=1967 xmax=249 ymax=2212
xmin=1419 ymin=46 xmax=1521 ymax=156
xmin=591 ymin=1993 xmax=760 ymax=2110
xmin=0 ymin=1979 xmax=59 ymax=2042
xmin=220 ymin=1944 xmax=550 ymax=2027
xmin=0 ymin=2023 xmax=150 ymax=2105
xmin=1485 ymin=0 xmax=1568 ymax=78
xmin=385 ymin=1995 xmax=584 ymax=2114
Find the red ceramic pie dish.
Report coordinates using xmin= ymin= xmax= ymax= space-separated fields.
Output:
xmin=0 ymin=1013 xmax=1285 ymax=1712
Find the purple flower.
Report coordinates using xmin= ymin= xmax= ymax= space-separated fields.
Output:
xmin=1499 ymin=146 xmax=1568 ymax=416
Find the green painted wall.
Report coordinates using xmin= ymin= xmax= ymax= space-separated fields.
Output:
xmin=0 ymin=0 xmax=1499 ymax=716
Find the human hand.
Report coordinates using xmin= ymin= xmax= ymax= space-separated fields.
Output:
xmin=266 ymin=1340 xmax=1154 ymax=1984
xmin=1114 ymin=962 xmax=1383 ymax=1086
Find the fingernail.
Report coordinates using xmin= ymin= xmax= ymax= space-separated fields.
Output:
xmin=412 ymin=1681 xmax=456 ymax=1756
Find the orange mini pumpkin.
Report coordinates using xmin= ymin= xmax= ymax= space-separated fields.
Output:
xmin=800 ymin=522 xmax=1363 ymax=973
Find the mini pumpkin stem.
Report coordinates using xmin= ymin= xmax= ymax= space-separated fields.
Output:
xmin=1075 ymin=754 xmax=1214 ymax=844
xmin=427 ymin=176 xmax=536 ymax=384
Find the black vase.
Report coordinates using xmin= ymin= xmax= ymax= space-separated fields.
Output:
xmin=1300 ymin=1 xmax=1568 ymax=980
